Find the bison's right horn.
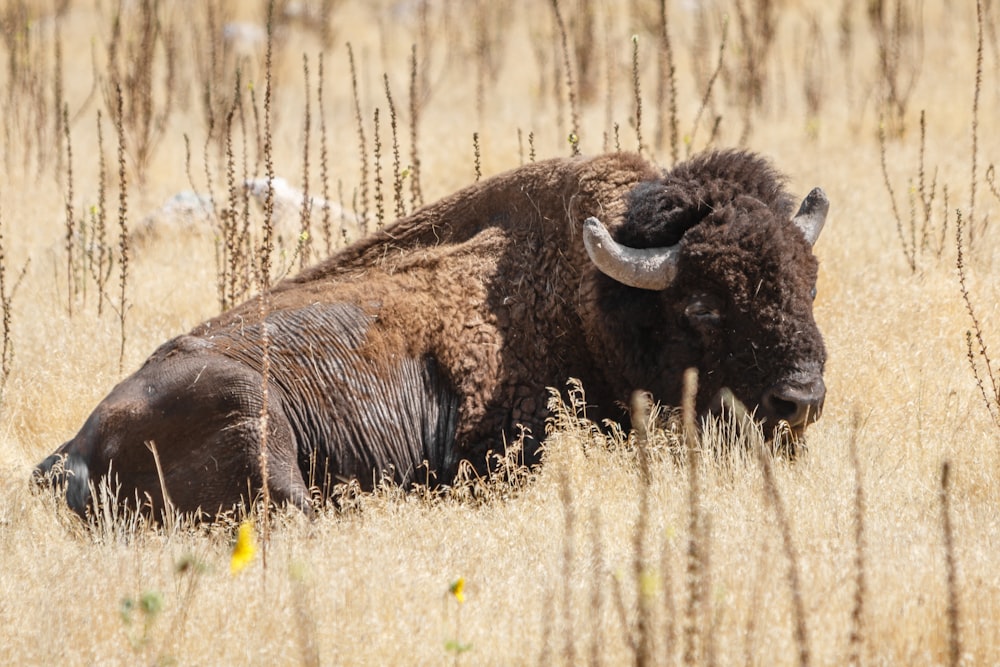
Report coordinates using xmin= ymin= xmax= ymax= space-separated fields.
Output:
xmin=583 ymin=217 xmax=680 ymax=291
xmin=791 ymin=187 xmax=829 ymax=246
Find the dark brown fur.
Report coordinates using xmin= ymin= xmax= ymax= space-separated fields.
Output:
xmin=34 ymin=151 xmax=826 ymax=520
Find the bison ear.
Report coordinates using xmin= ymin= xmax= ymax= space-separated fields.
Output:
xmin=791 ymin=187 xmax=829 ymax=246
xmin=582 ymin=217 xmax=680 ymax=291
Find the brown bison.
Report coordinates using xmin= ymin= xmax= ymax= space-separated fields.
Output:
xmin=34 ymin=150 xmax=828 ymax=519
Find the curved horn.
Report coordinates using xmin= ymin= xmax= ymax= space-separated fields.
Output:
xmin=582 ymin=217 xmax=680 ymax=291
xmin=792 ymin=187 xmax=829 ymax=246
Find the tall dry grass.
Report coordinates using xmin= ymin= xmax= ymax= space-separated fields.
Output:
xmin=2 ymin=0 xmax=1000 ymax=665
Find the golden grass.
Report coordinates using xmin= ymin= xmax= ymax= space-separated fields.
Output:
xmin=2 ymin=0 xmax=1000 ymax=664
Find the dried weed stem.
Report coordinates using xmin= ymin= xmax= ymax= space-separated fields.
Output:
xmin=257 ymin=0 xmax=277 ymax=568
xmin=631 ymin=35 xmax=643 ymax=156
xmin=630 ymin=390 xmax=654 ymax=667
xmin=408 ymin=44 xmax=424 ymax=210
xmin=114 ymin=84 xmax=129 ymax=375
xmin=550 ymin=0 xmax=580 ymax=155
xmin=588 ymin=505 xmax=605 ymax=667
xmin=383 ymin=73 xmax=405 ymax=220
xmin=298 ymin=54 xmax=313 ymax=269
xmin=62 ymin=103 xmax=75 ymax=317
xmin=940 ymin=461 xmax=961 ymax=667
xmin=688 ymin=17 xmax=729 ymax=158
xmin=347 ymin=43 xmax=370 ymax=230
xmin=847 ymin=414 xmax=867 ymax=667
xmin=657 ymin=0 xmax=679 ymax=163
xmin=0 ymin=197 xmax=26 ymax=395
xmin=970 ymin=0 xmax=985 ymax=244
xmin=373 ymin=108 xmax=384 ymax=228
xmin=558 ymin=467 xmax=576 ymax=666
xmin=473 ymin=132 xmax=482 ymax=182
xmin=878 ymin=118 xmax=915 ymax=272
xmin=756 ymin=442 xmax=810 ymax=667
xmin=317 ymin=54 xmax=333 ymax=257
xmin=955 ymin=210 xmax=999 ymax=426
xmin=682 ymin=368 xmax=701 ymax=666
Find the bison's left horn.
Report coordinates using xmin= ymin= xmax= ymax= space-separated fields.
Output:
xmin=792 ymin=187 xmax=829 ymax=246
xmin=583 ymin=217 xmax=679 ymax=291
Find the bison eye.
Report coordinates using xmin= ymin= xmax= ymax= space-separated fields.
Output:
xmin=810 ymin=286 xmax=817 ymax=301
xmin=685 ymin=299 xmax=721 ymax=326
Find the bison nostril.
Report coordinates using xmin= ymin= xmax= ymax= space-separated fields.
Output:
xmin=767 ymin=396 xmax=801 ymax=421
xmin=762 ymin=382 xmax=825 ymax=428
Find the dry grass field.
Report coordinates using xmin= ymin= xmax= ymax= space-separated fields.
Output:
xmin=1 ymin=0 xmax=1000 ymax=664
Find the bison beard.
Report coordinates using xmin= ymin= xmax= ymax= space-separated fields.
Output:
xmin=34 ymin=149 xmax=829 ymax=521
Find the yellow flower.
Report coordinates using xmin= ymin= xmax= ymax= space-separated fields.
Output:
xmin=639 ymin=570 xmax=660 ymax=597
xmin=449 ymin=577 xmax=466 ymax=604
xmin=230 ymin=521 xmax=257 ymax=574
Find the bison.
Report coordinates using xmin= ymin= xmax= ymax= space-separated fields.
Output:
xmin=34 ymin=149 xmax=829 ymax=519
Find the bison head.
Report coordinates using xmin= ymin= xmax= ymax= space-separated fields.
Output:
xmin=580 ymin=151 xmax=828 ymax=441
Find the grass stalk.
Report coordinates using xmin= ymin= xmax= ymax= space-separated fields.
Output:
xmin=0 ymin=196 xmax=26 ymax=397
xmin=660 ymin=518 xmax=677 ymax=666
xmin=657 ymin=0 xmax=679 ymax=163
xmin=611 ymin=560 xmax=639 ymax=663
xmin=550 ymin=0 xmax=580 ymax=155
xmin=236 ymin=76 xmax=253 ymax=301
xmin=847 ymin=414 xmax=867 ymax=667
xmin=384 ymin=73 xmax=405 ymax=220
xmin=630 ymin=391 xmax=654 ymax=667
xmin=317 ymin=53 xmax=333 ymax=257
xmin=53 ymin=15 xmax=64 ymax=185
xmin=878 ymin=117 xmax=915 ymax=272
xmin=682 ymin=368 xmax=701 ymax=667
xmin=338 ymin=179 xmax=349 ymax=246
xmin=62 ymin=103 xmax=75 ymax=317
xmin=257 ymin=0 xmax=277 ymax=568
xmin=114 ymin=84 xmax=129 ymax=376
xmin=969 ymin=0 xmax=984 ymax=245
xmin=940 ymin=461 xmax=961 ymax=667
xmin=373 ymin=108 xmax=384 ymax=229
xmin=588 ymin=504 xmax=605 ymax=667
xmin=917 ymin=110 xmax=942 ymax=256
xmin=473 ymin=132 xmax=481 ymax=182
xmin=94 ymin=109 xmax=110 ymax=316
xmin=602 ymin=7 xmax=614 ymax=153
xmin=756 ymin=441 xmax=810 ymax=667
xmin=955 ymin=209 xmax=999 ymax=426
xmin=347 ymin=43 xmax=370 ymax=231
xmin=558 ymin=466 xmax=576 ymax=666
xmin=742 ymin=536 xmax=769 ymax=666
xmin=249 ymin=84 xmax=263 ymax=176
xmin=687 ymin=17 xmax=729 ymax=158
xmin=631 ymin=34 xmax=643 ymax=156
xmin=409 ymin=44 xmax=424 ymax=210
xmin=144 ymin=440 xmax=176 ymax=532
xmin=701 ymin=515 xmax=717 ymax=667
xmin=299 ymin=54 xmax=313 ymax=269
xmin=222 ymin=102 xmax=238 ymax=311
xmin=0 ymin=201 xmax=8 ymax=391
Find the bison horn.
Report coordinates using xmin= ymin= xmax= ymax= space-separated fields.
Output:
xmin=791 ymin=187 xmax=829 ymax=246
xmin=583 ymin=216 xmax=680 ymax=291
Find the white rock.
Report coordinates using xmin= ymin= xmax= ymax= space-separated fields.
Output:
xmin=243 ymin=177 xmax=363 ymax=243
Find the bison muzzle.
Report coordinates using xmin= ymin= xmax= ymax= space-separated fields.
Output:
xmin=34 ymin=149 xmax=829 ymax=520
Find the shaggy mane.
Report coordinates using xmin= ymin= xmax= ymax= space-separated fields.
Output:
xmin=618 ymin=149 xmax=795 ymax=248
